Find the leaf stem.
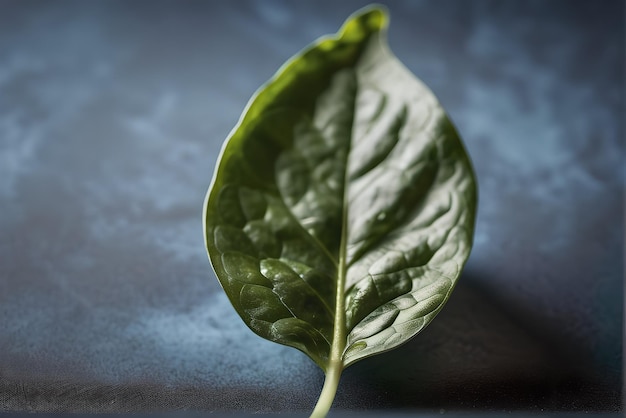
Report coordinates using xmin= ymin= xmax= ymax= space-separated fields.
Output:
xmin=310 ymin=359 xmax=343 ymax=418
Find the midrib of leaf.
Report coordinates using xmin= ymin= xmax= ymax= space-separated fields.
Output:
xmin=311 ymin=53 xmax=362 ymax=418
xmin=310 ymin=201 xmax=348 ymax=418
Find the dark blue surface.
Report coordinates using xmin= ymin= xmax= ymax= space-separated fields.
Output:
xmin=0 ymin=0 xmax=623 ymax=414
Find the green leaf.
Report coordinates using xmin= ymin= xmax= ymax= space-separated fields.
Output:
xmin=203 ymin=4 xmax=477 ymax=416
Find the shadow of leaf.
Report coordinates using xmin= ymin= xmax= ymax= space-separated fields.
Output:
xmin=335 ymin=272 xmax=621 ymax=412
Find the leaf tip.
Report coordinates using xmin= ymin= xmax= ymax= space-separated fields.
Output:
xmin=339 ymin=4 xmax=389 ymax=41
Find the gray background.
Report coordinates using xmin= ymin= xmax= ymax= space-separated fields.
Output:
xmin=0 ymin=0 xmax=623 ymax=415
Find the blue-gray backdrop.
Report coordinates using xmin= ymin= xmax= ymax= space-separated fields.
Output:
xmin=0 ymin=0 xmax=623 ymax=415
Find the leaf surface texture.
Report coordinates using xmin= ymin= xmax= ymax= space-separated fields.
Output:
xmin=204 ymin=6 xmax=477 ymax=371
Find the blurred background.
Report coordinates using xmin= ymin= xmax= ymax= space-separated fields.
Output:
xmin=0 ymin=0 xmax=623 ymax=415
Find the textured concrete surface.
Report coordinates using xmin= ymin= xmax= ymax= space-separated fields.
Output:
xmin=0 ymin=0 xmax=623 ymax=415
